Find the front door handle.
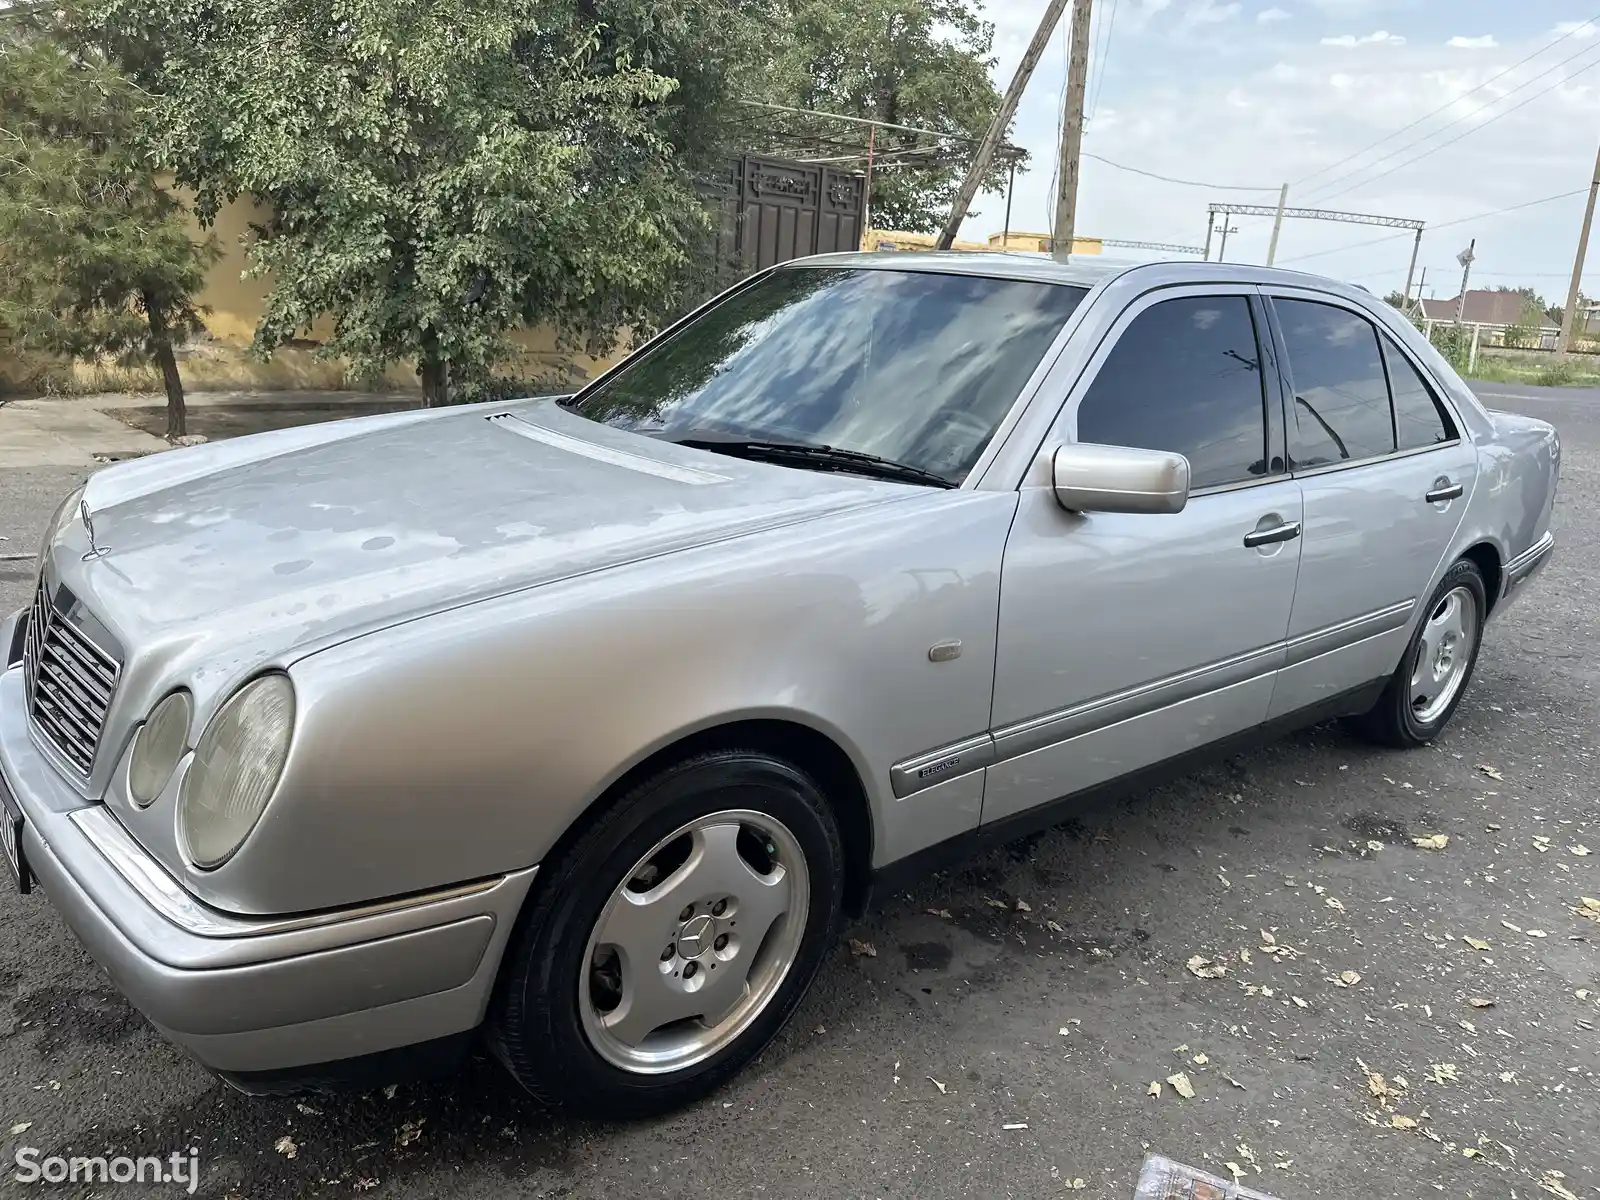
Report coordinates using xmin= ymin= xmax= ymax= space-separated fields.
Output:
xmin=1244 ymin=521 xmax=1302 ymax=548
xmin=1426 ymin=481 xmax=1465 ymax=503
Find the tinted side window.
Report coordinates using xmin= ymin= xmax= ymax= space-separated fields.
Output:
xmin=1075 ymin=296 xmax=1269 ymax=489
xmin=1383 ymin=337 xmax=1455 ymax=450
xmin=1276 ymin=299 xmax=1395 ymax=467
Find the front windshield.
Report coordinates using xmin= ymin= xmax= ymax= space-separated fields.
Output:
xmin=574 ymin=267 xmax=1089 ymax=484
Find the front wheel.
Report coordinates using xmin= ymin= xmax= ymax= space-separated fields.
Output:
xmin=1347 ymin=558 xmax=1487 ymax=748
xmin=487 ymin=750 xmax=844 ymax=1117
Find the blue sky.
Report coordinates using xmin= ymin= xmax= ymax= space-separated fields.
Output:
xmin=965 ymin=0 xmax=1600 ymax=303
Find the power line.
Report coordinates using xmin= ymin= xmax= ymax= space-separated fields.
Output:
xmin=1087 ymin=0 xmax=1120 ymax=124
xmin=1083 ymin=152 xmax=1278 ymax=190
xmin=1278 ymin=189 xmax=1589 ymax=266
xmin=1306 ymin=42 xmax=1600 ymax=203
xmin=1292 ymin=14 xmax=1599 ymax=190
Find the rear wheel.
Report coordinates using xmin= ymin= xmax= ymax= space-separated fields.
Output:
xmin=487 ymin=750 xmax=844 ymax=1117
xmin=1348 ymin=558 xmax=1486 ymax=748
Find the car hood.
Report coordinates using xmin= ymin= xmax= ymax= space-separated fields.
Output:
xmin=46 ymin=398 xmax=906 ymax=694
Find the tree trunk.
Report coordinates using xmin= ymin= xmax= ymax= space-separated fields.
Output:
xmin=419 ymin=353 xmax=449 ymax=407
xmin=143 ymin=292 xmax=186 ymax=439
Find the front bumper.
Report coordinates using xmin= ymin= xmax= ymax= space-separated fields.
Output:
xmin=0 ymin=623 xmax=536 ymax=1078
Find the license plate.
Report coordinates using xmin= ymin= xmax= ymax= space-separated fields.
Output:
xmin=0 ymin=771 xmax=31 ymax=895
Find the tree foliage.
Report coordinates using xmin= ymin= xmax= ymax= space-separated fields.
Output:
xmin=760 ymin=0 xmax=1007 ymax=235
xmin=95 ymin=0 xmax=769 ymax=405
xmin=0 ymin=6 xmax=216 ymax=433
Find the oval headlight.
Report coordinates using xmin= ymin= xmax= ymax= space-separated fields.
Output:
xmin=178 ymin=675 xmax=295 ymax=869
xmin=128 ymin=691 xmax=192 ymax=807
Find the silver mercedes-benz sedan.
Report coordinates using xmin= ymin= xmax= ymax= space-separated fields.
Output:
xmin=0 ymin=254 xmax=1558 ymax=1115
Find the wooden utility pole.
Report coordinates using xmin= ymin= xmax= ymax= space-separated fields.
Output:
xmin=1558 ymin=137 xmax=1600 ymax=354
xmin=1052 ymin=0 xmax=1095 ymax=261
xmin=1453 ymin=239 xmax=1476 ymax=324
xmin=1264 ymin=183 xmax=1289 ymax=266
xmin=937 ymin=0 xmax=1072 ymax=250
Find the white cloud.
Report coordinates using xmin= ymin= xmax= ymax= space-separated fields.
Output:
xmin=1257 ymin=7 xmax=1291 ymax=22
xmin=1182 ymin=0 xmax=1241 ymax=27
xmin=1553 ymin=20 xmax=1599 ymax=39
xmin=1447 ymin=35 xmax=1499 ymax=50
xmin=1321 ymin=30 xmax=1406 ymax=48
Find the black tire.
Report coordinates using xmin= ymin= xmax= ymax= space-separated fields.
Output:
xmin=486 ymin=749 xmax=845 ymax=1118
xmin=1347 ymin=558 xmax=1487 ymax=748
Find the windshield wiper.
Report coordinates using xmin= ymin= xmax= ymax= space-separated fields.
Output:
xmin=674 ymin=438 xmax=958 ymax=489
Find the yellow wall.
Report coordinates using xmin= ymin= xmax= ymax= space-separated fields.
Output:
xmin=862 ymin=228 xmax=1104 ymax=256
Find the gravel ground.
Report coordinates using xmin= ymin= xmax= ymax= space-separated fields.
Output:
xmin=0 ymin=387 xmax=1596 ymax=1199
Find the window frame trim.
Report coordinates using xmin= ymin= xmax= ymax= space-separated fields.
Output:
xmin=1380 ymin=328 xmax=1462 ymax=451
xmin=1259 ymin=288 xmax=1466 ymax=482
xmin=1052 ymin=283 xmax=1289 ymax=497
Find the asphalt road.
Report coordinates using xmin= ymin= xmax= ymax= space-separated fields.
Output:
xmin=1 ymin=386 xmax=1598 ymax=1199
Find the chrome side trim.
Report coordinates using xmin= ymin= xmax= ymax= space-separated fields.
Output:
xmin=1282 ymin=600 xmax=1415 ymax=668
xmin=992 ymin=642 xmax=1284 ymax=762
xmin=1507 ymin=531 xmax=1555 ymax=577
xmin=70 ymin=807 xmax=505 ymax=939
xmin=900 ymin=602 xmax=1424 ymax=785
xmin=1505 ymin=531 xmax=1555 ymax=596
xmin=890 ymin=734 xmax=996 ymax=799
xmin=1289 ymin=441 xmax=1462 ymax=481
xmin=485 ymin=413 xmax=730 ymax=486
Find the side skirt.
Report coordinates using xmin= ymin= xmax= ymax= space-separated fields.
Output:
xmin=860 ymin=679 xmax=1386 ymax=911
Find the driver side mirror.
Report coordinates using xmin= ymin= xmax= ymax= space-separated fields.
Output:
xmin=1051 ymin=443 xmax=1190 ymax=514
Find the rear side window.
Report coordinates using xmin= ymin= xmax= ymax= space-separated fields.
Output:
xmin=1383 ymin=337 xmax=1456 ymax=450
xmin=1276 ymin=299 xmax=1395 ymax=467
xmin=1075 ymin=296 xmax=1270 ymax=489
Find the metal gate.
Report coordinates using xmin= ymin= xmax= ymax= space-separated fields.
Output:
xmin=703 ymin=155 xmax=866 ymax=283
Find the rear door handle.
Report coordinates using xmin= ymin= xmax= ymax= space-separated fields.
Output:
xmin=1244 ymin=521 xmax=1302 ymax=548
xmin=1426 ymin=482 xmax=1465 ymax=503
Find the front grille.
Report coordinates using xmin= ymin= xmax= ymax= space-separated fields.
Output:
xmin=22 ymin=579 xmax=121 ymax=777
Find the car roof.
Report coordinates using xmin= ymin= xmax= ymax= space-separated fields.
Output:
xmin=783 ymin=250 xmax=1358 ymax=297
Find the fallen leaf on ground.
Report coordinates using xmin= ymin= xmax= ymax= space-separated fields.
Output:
xmin=1186 ymin=955 xmax=1228 ymax=979
xmin=848 ymin=938 xmax=877 ymax=957
xmin=1430 ymin=1063 xmax=1459 ymax=1084
xmin=1068 ymin=1179 xmax=1086 ymax=1190
xmin=8 ymin=1122 xmax=30 ymax=1135
xmin=1468 ymin=998 xmax=1495 ymax=1008
xmin=928 ymin=1077 xmax=948 ymax=1095
xmin=1147 ymin=1080 xmax=1162 ymax=1098
xmin=926 ymin=908 xmax=953 ymax=920
xmin=1462 ymin=1148 xmax=1482 ymax=1160
xmin=1226 ymin=1162 xmax=1245 ymax=1180
xmin=1413 ymin=834 xmax=1449 ymax=850
xmin=1501 ymin=920 xmax=1523 ymax=933
xmin=1338 ymin=970 xmax=1363 ymax=987
xmin=1225 ymin=1074 xmax=1247 ymax=1090
xmin=1326 ymin=897 xmax=1346 ymax=912
xmin=1528 ymin=928 xmax=1548 ymax=938
xmin=1541 ymin=1171 xmax=1580 ymax=1200
xmin=1389 ymin=1115 xmax=1418 ymax=1130
xmin=1046 ymin=919 xmax=1065 ymax=933
xmin=396 ymin=1120 xmax=425 ymax=1148
xmin=1459 ymin=1019 xmax=1477 ymax=1033
xmin=1570 ymin=845 xmax=1591 ymax=857
xmin=983 ymin=897 xmax=1010 ymax=910
xmin=1167 ymin=1072 xmax=1196 ymax=1099
xmin=1001 ymin=1122 xmax=1029 ymax=1131
xmin=1260 ymin=929 xmax=1276 ymax=945
xmin=1193 ymin=1053 xmax=1209 ymax=1065
xmin=1292 ymin=996 xmax=1309 ymax=1009
xmin=1464 ymin=937 xmax=1492 ymax=951
xmin=1014 ymin=899 xmax=1032 ymax=913
xmin=1476 ymin=764 xmax=1505 ymax=781
xmin=274 ymin=1136 xmax=298 ymax=1159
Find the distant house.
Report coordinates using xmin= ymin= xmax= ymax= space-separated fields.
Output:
xmin=1418 ymin=290 xmax=1548 ymax=328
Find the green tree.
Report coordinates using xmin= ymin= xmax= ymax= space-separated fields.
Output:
xmin=0 ymin=6 xmax=216 ymax=435
xmin=763 ymin=0 xmax=1007 ymax=234
xmin=95 ymin=0 xmax=768 ymax=406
